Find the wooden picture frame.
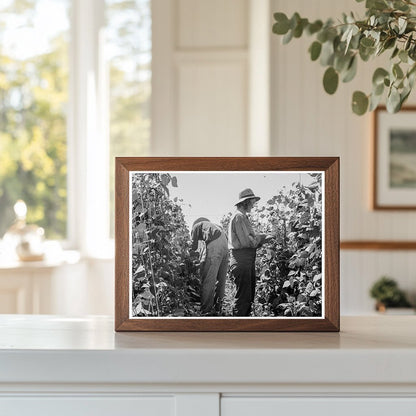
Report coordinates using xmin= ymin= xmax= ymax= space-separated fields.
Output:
xmin=115 ymin=157 xmax=339 ymax=332
xmin=373 ymin=106 xmax=416 ymax=210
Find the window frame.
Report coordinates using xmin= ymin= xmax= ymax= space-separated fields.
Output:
xmin=67 ymin=0 xmax=111 ymax=257
xmin=0 ymin=0 xmax=153 ymax=258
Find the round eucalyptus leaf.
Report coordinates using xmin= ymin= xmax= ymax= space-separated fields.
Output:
xmin=273 ymin=13 xmax=290 ymax=34
xmin=359 ymin=44 xmax=375 ymax=62
xmin=290 ymin=12 xmax=301 ymax=29
xmin=372 ymin=68 xmax=389 ymax=86
xmin=342 ymin=56 xmax=357 ymax=83
xmin=387 ymin=87 xmax=401 ymax=113
xmin=393 ymin=63 xmax=404 ymax=79
xmin=377 ymin=13 xmax=388 ymax=25
xmin=334 ymin=52 xmax=350 ymax=72
xmin=293 ymin=23 xmax=303 ymax=38
xmin=349 ymin=32 xmax=361 ymax=49
xmin=317 ymin=29 xmax=328 ymax=43
xmin=373 ymin=82 xmax=385 ymax=96
xmin=367 ymin=0 xmax=388 ymax=10
xmin=393 ymin=0 xmax=409 ymax=11
xmin=307 ymin=20 xmax=323 ymax=35
xmin=352 ymin=91 xmax=369 ymax=115
xmin=391 ymin=47 xmax=399 ymax=59
xmin=309 ymin=41 xmax=322 ymax=61
xmin=399 ymin=50 xmax=408 ymax=63
xmin=320 ymin=40 xmax=335 ymax=66
xmin=384 ymin=37 xmax=396 ymax=50
xmin=400 ymin=88 xmax=411 ymax=106
xmin=323 ymin=67 xmax=339 ymax=95
xmin=369 ymin=92 xmax=383 ymax=112
xmin=325 ymin=27 xmax=338 ymax=42
xmin=293 ymin=18 xmax=308 ymax=38
xmin=408 ymin=63 xmax=416 ymax=79
xmin=360 ymin=37 xmax=375 ymax=48
xmin=282 ymin=29 xmax=293 ymax=45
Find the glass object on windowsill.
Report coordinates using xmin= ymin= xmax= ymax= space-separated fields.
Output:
xmin=3 ymin=200 xmax=45 ymax=262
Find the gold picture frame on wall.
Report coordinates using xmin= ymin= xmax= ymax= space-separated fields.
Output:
xmin=115 ymin=157 xmax=339 ymax=332
xmin=373 ymin=106 xmax=416 ymax=210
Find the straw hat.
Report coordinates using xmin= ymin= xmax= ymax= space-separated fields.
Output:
xmin=235 ymin=188 xmax=260 ymax=205
xmin=192 ymin=217 xmax=210 ymax=228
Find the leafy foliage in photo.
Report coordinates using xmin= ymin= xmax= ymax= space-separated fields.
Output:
xmin=131 ymin=173 xmax=200 ymax=317
xmin=132 ymin=173 xmax=323 ymax=317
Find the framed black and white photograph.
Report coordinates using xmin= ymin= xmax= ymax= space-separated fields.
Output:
xmin=115 ymin=157 xmax=339 ymax=331
xmin=374 ymin=106 xmax=416 ymax=210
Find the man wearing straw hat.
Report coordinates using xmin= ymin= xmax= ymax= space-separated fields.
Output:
xmin=191 ymin=217 xmax=229 ymax=316
xmin=228 ymin=188 xmax=272 ymax=316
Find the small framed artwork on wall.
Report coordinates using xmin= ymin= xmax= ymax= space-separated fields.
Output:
xmin=115 ymin=157 xmax=339 ymax=332
xmin=374 ymin=106 xmax=416 ymax=210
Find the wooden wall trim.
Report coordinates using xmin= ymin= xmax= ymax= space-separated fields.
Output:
xmin=341 ymin=241 xmax=416 ymax=250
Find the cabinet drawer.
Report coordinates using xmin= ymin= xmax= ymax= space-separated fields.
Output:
xmin=1 ymin=396 xmax=174 ymax=416
xmin=222 ymin=397 xmax=416 ymax=416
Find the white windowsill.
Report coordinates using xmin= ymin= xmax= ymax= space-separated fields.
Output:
xmin=0 ymin=250 xmax=81 ymax=271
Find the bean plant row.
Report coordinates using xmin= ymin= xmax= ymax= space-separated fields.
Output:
xmin=131 ymin=173 xmax=322 ymax=317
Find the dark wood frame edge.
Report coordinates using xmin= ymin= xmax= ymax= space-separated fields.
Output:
xmin=115 ymin=157 xmax=340 ymax=332
xmin=115 ymin=160 xmax=130 ymax=330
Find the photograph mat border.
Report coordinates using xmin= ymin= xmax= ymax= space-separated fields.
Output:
xmin=128 ymin=170 xmax=326 ymax=319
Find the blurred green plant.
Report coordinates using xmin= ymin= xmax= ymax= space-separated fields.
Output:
xmin=0 ymin=0 xmax=151 ymax=239
xmin=369 ymin=276 xmax=412 ymax=309
xmin=273 ymin=0 xmax=416 ymax=115
xmin=0 ymin=2 xmax=69 ymax=238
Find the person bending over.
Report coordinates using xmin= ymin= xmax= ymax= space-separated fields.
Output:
xmin=191 ymin=217 xmax=229 ymax=316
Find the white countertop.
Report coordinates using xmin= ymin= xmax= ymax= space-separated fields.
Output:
xmin=0 ymin=315 xmax=415 ymax=387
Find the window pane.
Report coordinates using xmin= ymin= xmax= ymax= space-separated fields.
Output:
xmin=106 ymin=0 xmax=151 ymax=237
xmin=0 ymin=0 xmax=70 ymax=239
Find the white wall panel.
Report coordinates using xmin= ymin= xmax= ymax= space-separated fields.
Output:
xmin=177 ymin=0 xmax=248 ymax=49
xmin=152 ymin=0 xmax=249 ymax=156
xmin=271 ymin=0 xmax=416 ymax=313
xmin=177 ymin=61 xmax=247 ymax=156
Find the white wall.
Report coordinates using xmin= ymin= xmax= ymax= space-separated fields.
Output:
xmin=152 ymin=0 xmax=250 ymax=156
xmin=270 ymin=0 xmax=416 ymax=313
xmin=150 ymin=0 xmax=416 ymax=314
xmin=52 ymin=0 xmax=416 ymax=316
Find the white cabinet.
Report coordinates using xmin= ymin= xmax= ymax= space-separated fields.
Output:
xmin=2 ymin=397 xmax=175 ymax=416
xmin=222 ymin=398 xmax=416 ymax=416
xmin=0 ymin=316 xmax=416 ymax=415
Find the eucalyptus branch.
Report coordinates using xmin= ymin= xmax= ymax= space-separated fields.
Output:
xmin=272 ymin=0 xmax=416 ymax=114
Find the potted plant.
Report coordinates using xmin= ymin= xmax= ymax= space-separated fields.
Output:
xmin=369 ymin=276 xmax=413 ymax=313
